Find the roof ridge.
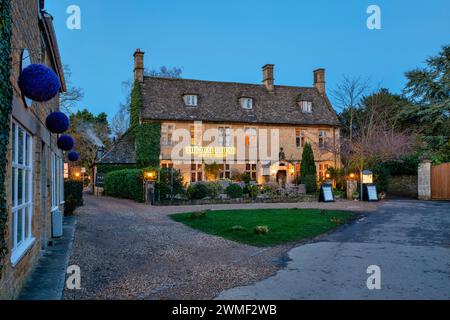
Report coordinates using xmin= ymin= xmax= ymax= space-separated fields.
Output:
xmin=143 ymin=76 xmax=315 ymax=90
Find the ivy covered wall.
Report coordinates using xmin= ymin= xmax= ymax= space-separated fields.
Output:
xmin=0 ymin=0 xmax=12 ymax=275
xmin=129 ymin=81 xmax=161 ymax=168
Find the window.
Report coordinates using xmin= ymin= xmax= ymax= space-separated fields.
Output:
xmin=20 ymin=49 xmax=32 ymax=107
xmin=11 ymin=122 xmax=34 ymax=264
xmin=318 ymin=130 xmax=327 ymax=148
xmin=219 ymin=163 xmax=231 ymax=179
xmin=245 ymin=163 xmax=257 ymax=181
xmin=295 ymin=129 xmax=306 ymax=148
xmin=51 ymin=153 xmax=63 ymax=210
xmin=184 ymin=95 xmax=198 ymax=107
xmin=191 ymin=163 xmax=203 ymax=182
xmin=161 ymin=124 xmax=174 ymax=146
xmin=161 ymin=162 xmax=174 ymax=169
xmin=299 ymin=101 xmax=312 ymax=113
xmin=240 ymin=98 xmax=253 ymax=110
xmin=218 ymin=127 xmax=231 ymax=147
xmin=245 ymin=128 xmax=257 ymax=147
xmin=318 ymin=163 xmax=329 ymax=180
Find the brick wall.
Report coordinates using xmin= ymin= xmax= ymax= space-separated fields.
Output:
xmin=0 ymin=0 xmax=63 ymax=299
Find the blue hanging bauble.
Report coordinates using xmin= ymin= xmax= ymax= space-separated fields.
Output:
xmin=18 ymin=64 xmax=61 ymax=102
xmin=68 ymin=151 xmax=79 ymax=162
xmin=57 ymin=135 xmax=75 ymax=151
xmin=46 ymin=112 xmax=69 ymax=134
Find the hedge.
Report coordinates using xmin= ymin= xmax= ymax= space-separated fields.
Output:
xmin=64 ymin=180 xmax=84 ymax=215
xmin=0 ymin=0 xmax=12 ymax=275
xmin=104 ymin=169 xmax=144 ymax=202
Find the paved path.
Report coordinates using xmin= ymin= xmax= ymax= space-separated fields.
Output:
xmin=63 ymin=194 xmax=377 ymax=300
xmin=18 ymin=216 xmax=76 ymax=300
xmin=217 ymin=200 xmax=450 ymax=300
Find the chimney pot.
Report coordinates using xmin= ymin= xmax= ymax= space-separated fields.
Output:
xmin=262 ymin=64 xmax=275 ymax=92
xmin=134 ymin=49 xmax=145 ymax=83
xmin=313 ymin=68 xmax=326 ymax=96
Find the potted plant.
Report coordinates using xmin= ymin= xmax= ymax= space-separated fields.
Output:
xmin=352 ymin=191 xmax=360 ymax=201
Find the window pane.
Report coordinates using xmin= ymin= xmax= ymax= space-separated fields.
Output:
xmin=191 ymin=172 xmax=196 ymax=182
xmin=17 ymin=169 xmax=23 ymax=205
xmin=16 ymin=209 xmax=23 ymax=244
xmin=18 ymin=128 xmax=24 ymax=165
xmin=11 ymin=168 xmax=15 ymax=205
xmin=25 ymin=134 xmax=30 ymax=166
xmin=12 ymin=123 xmax=16 ymax=163
xmin=198 ymin=172 xmax=202 ymax=181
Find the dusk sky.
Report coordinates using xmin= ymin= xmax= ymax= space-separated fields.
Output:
xmin=45 ymin=0 xmax=450 ymax=120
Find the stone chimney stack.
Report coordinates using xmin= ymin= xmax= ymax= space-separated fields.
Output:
xmin=313 ymin=68 xmax=326 ymax=96
xmin=134 ymin=49 xmax=145 ymax=83
xmin=262 ymin=64 xmax=275 ymax=92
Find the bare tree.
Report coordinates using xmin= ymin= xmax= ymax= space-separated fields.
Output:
xmin=111 ymin=67 xmax=183 ymax=138
xmin=60 ymin=64 xmax=84 ymax=113
xmin=331 ymin=75 xmax=371 ymax=144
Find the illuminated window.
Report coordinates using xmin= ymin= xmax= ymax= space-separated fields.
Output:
xmin=245 ymin=163 xmax=257 ymax=181
xmin=318 ymin=163 xmax=329 ymax=180
xmin=191 ymin=163 xmax=203 ymax=182
xmin=219 ymin=163 xmax=231 ymax=179
xmin=245 ymin=128 xmax=257 ymax=147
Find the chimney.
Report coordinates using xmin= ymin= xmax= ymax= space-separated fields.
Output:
xmin=262 ymin=64 xmax=275 ymax=92
xmin=134 ymin=49 xmax=145 ymax=83
xmin=313 ymin=68 xmax=326 ymax=96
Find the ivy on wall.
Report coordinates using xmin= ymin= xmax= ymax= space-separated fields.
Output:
xmin=129 ymin=81 xmax=161 ymax=168
xmin=0 ymin=0 xmax=12 ymax=275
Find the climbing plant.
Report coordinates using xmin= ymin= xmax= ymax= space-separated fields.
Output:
xmin=129 ymin=81 xmax=161 ymax=168
xmin=0 ymin=0 xmax=12 ymax=275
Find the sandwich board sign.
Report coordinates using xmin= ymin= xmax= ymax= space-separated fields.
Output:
xmin=367 ymin=185 xmax=378 ymax=201
xmin=319 ymin=184 xmax=335 ymax=202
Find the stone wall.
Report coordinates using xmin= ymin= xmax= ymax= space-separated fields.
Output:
xmin=388 ymin=175 xmax=418 ymax=198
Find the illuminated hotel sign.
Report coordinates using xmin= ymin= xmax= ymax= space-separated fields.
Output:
xmin=185 ymin=146 xmax=236 ymax=158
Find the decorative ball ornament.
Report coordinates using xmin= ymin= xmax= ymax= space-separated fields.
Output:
xmin=46 ymin=112 xmax=69 ymax=134
xmin=57 ymin=135 xmax=75 ymax=151
xmin=68 ymin=151 xmax=79 ymax=162
xmin=18 ymin=64 xmax=61 ymax=102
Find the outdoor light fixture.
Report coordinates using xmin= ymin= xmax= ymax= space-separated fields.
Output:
xmin=75 ymin=172 xmax=80 ymax=178
xmin=143 ymin=170 xmax=157 ymax=181
xmin=325 ymin=173 xmax=331 ymax=179
xmin=350 ymin=173 xmax=355 ymax=179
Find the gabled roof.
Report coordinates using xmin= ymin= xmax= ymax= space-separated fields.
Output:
xmin=140 ymin=77 xmax=340 ymax=126
xmin=97 ymin=131 xmax=136 ymax=165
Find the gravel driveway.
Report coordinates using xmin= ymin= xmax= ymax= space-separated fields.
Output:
xmin=63 ymin=194 xmax=377 ymax=300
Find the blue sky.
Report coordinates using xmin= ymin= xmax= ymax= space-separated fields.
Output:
xmin=45 ymin=0 xmax=450 ymax=119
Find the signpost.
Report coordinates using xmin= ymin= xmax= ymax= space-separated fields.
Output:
xmin=319 ymin=183 xmax=335 ymax=202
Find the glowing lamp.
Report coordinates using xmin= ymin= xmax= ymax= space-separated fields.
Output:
xmin=143 ymin=170 xmax=157 ymax=181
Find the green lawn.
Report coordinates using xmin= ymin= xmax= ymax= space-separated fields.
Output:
xmin=170 ymin=209 xmax=354 ymax=247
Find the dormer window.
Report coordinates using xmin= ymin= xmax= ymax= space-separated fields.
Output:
xmin=184 ymin=95 xmax=198 ymax=107
xmin=240 ymin=98 xmax=253 ymax=110
xmin=299 ymin=101 xmax=312 ymax=113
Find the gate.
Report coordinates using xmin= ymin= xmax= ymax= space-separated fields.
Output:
xmin=431 ymin=163 xmax=450 ymax=200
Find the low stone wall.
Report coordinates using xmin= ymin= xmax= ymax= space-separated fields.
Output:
xmin=157 ymin=194 xmax=319 ymax=206
xmin=389 ymin=175 xmax=418 ymax=198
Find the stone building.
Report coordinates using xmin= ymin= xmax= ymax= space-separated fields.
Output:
xmin=0 ymin=0 xmax=66 ymax=299
xmin=98 ymin=49 xmax=340 ymax=187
